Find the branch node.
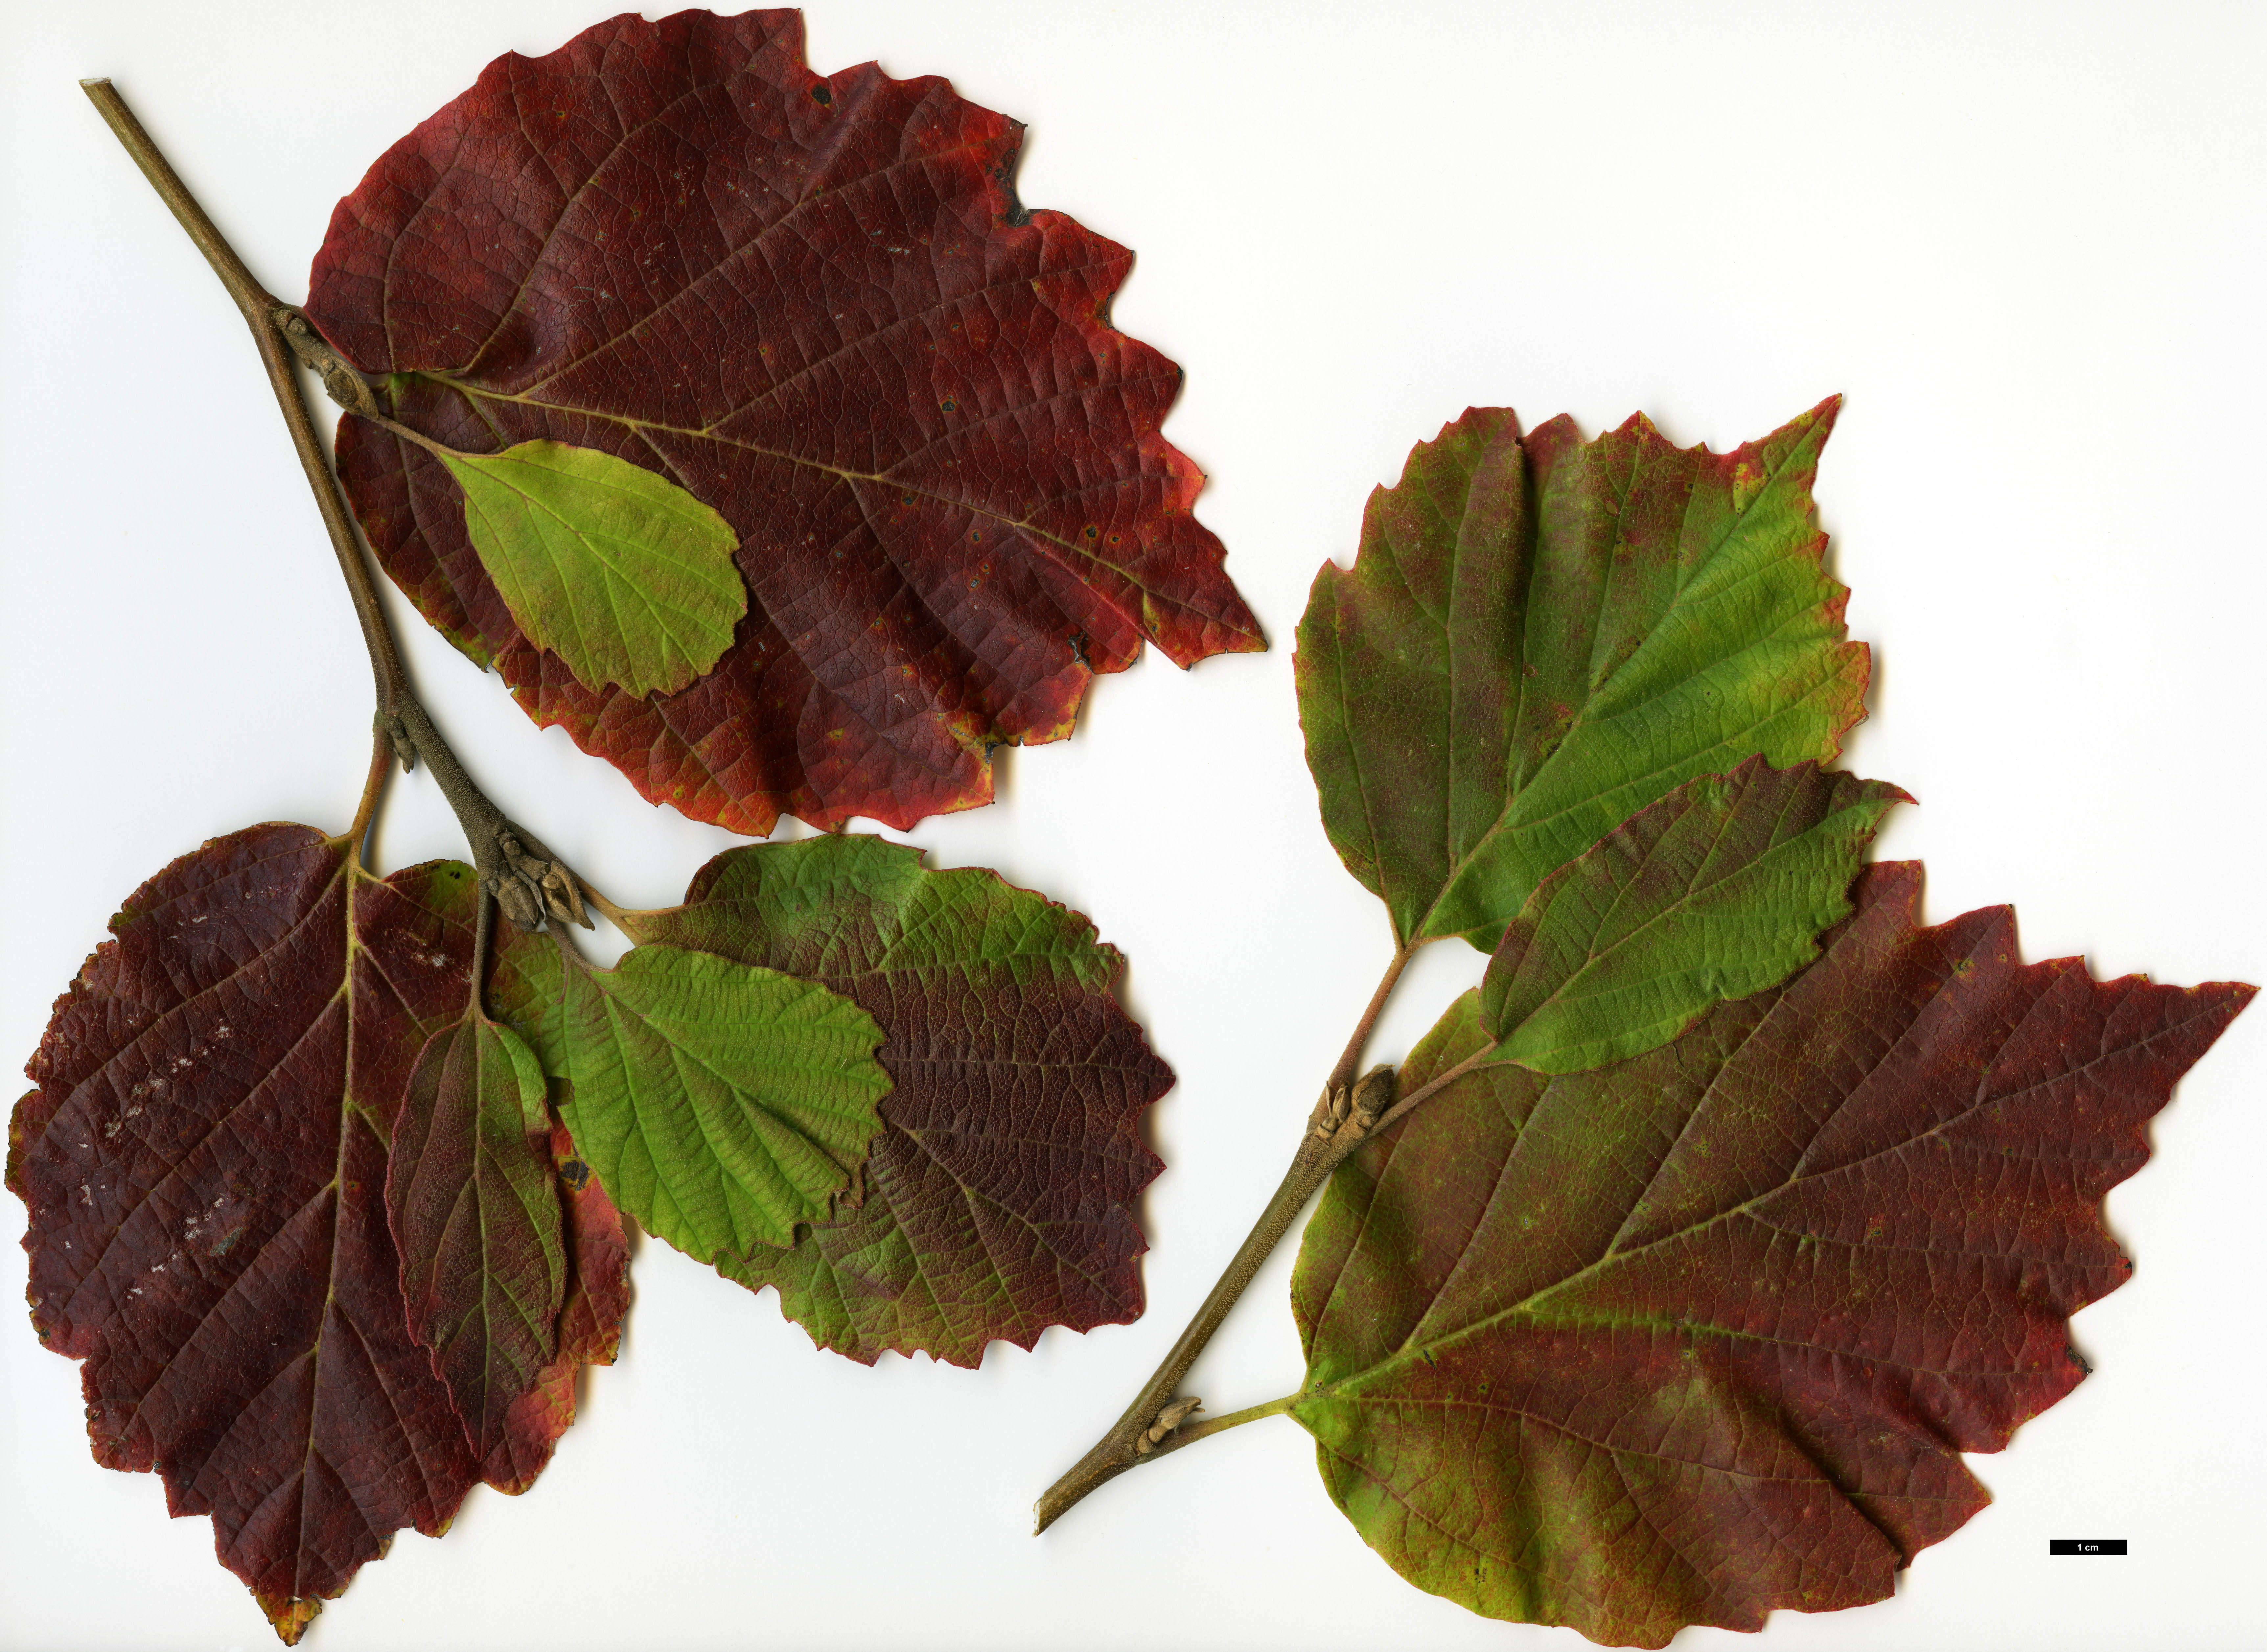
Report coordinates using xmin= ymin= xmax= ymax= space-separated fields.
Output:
xmin=1134 ymin=1397 xmax=1204 ymax=1455
xmin=275 ymin=305 xmax=379 ymax=418
xmin=376 ymin=710 xmax=417 ymax=772
xmin=1348 ymin=1063 xmax=1396 ymax=1135
xmin=490 ymin=829 xmax=594 ymax=933
xmin=1308 ymin=1064 xmax=1395 ymax=1146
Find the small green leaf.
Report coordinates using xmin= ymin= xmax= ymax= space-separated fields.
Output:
xmin=439 ymin=439 xmax=745 ymax=698
xmin=1482 ymin=757 xmax=1907 ymax=1072
xmin=508 ymin=942 xmax=890 ymax=1260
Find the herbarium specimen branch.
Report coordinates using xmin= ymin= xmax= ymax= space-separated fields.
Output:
xmin=1036 ymin=757 xmax=1906 ymax=1530
xmin=1031 ymin=394 xmax=2252 ymax=1650
xmin=23 ymin=22 xmax=1212 ymax=1639
xmin=20 ymin=16 xmax=2253 ymax=1651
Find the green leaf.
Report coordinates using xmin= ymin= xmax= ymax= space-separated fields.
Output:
xmin=1482 ymin=757 xmax=1906 ymax=1072
xmin=1290 ymin=865 xmax=2255 ymax=1648
xmin=1295 ymin=399 xmax=1869 ymax=952
xmin=501 ymin=941 xmax=890 ymax=1260
xmin=438 ymin=439 xmax=746 ymax=698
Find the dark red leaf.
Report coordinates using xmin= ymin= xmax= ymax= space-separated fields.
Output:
xmin=1290 ymin=862 xmax=2254 ymax=1647
xmin=6 ymin=834 xmax=618 ymax=1636
xmin=305 ymin=8 xmax=1263 ymax=835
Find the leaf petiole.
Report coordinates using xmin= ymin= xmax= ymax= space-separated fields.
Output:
xmin=1324 ymin=941 xmax=1414 ymax=1094
xmin=356 ymin=407 xmax=466 ymax=463
xmin=1361 ymin=1043 xmax=1497 ymax=1139
xmin=578 ymin=884 xmax=649 ymax=940
xmin=342 ymin=726 xmax=393 ymax=858
xmin=1153 ymin=1392 xmax=1302 ymax=1454
xmin=468 ymin=890 xmax=495 ymax=1020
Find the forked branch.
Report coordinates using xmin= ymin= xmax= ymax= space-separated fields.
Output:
xmin=1033 ymin=1062 xmax=1396 ymax=1532
xmin=1034 ymin=938 xmax=1517 ymax=1534
xmin=81 ymin=78 xmax=596 ymax=933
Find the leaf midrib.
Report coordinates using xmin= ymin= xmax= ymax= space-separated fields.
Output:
xmin=422 ymin=374 xmax=1194 ymax=611
xmin=1490 ymin=775 xmax=1845 ymax=1058
xmin=1305 ymin=990 xmax=2227 ymax=1407
xmin=1403 ymin=425 xmax=1828 ymax=945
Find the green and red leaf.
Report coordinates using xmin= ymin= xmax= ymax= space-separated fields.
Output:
xmin=1290 ymin=862 xmax=2253 ymax=1648
xmin=307 ymin=8 xmax=1262 ymax=836
xmin=492 ymin=935 xmax=891 ymax=1263
xmin=1479 ymin=756 xmax=1907 ymax=1072
xmin=628 ymin=835 xmax=1171 ymax=1367
xmin=385 ymin=1011 xmax=567 ymax=1488
xmin=473 ymin=1118 xmax=631 ymax=1496
xmin=437 ymin=438 xmax=747 ymax=699
xmin=1296 ymin=400 xmax=1869 ymax=951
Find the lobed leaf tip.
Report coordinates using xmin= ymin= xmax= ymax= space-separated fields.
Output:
xmin=1763 ymin=391 xmax=1844 ymax=455
xmin=255 ymin=1593 xmax=321 ymax=1646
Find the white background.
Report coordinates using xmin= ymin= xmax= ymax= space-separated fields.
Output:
xmin=3 ymin=3 xmax=2263 ymax=1649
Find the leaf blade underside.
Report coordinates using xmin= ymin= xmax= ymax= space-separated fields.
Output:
xmin=635 ymin=834 xmax=1172 ymax=1366
xmin=498 ymin=940 xmax=891 ymax=1262
xmin=308 ymin=8 xmax=1263 ymax=835
xmin=441 ymin=439 xmax=745 ymax=698
xmin=1289 ymin=862 xmax=2254 ymax=1648
xmin=1295 ymin=399 xmax=1869 ymax=953
xmin=1482 ymin=756 xmax=1908 ymax=1072
xmin=6 ymin=831 xmax=620 ymax=1639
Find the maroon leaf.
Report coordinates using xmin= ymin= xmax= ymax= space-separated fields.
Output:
xmin=6 ymin=834 xmax=617 ymax=1637
xmin=1290 ymin=862 xmax=2254 ymax=1647
xmin=306 ymin=8 xmax=1263 ymax=836
xmin=385 ymin=1011 xmax=566 ymax=1490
